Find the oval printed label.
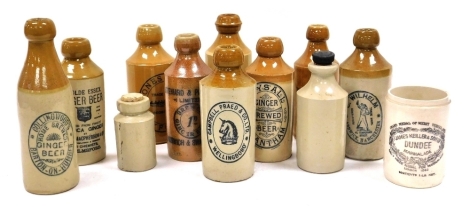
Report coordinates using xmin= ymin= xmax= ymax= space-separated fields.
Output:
xmin=140 ymin=73 xmax=166 ymax=133
xmin=206 ymin=102 xmax=251 ymax=163
xmin=388 ymin=122 xmax=445 ymax=175
xmin=255 ymin=82 xmax=289 ymax=149
xmin=174 ymin=103 xmax=201 ymax=139
xmin=28 ymin=112 xmax=74 ymax=176
xmin=346 ymin=91 xmax=383 ymax=145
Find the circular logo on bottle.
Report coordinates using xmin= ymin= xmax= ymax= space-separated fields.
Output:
xmin=255 ymin=82 xmax=289 ymax=149
xmin=346 ymin=91 xmax=383 ymax=145
xmin=388 ymin=122 xmax=445 ymax=173
xmin=140 ymin=73 xmax=166 ymax=132
xmin=28 ymin=112 xmax=74 ymax=176
xmin=206 ymin=102 xmax=251 ymax=163
xmin=174 ymin=103 xmax=200 ymax=139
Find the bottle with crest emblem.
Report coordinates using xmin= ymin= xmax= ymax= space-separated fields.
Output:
xmin=165 ymin=33 xmax=212 ymax=161
xmin=61 ymin=37 xmax=106 ymax=165
xmin=17 ymin=18 xmax=79 ymax=194
xmin=245 ymin=36 xmax=293 ymax=162
xmin=200 ymin=44 xmax=256 ymax=182
xmin=126 ymin=24 xmax=174 ymax=144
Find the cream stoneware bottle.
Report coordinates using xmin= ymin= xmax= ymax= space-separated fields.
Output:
xmin=245 ymin=36 xmax=294 ymax=162
xmin=296 ymin=51 xmax=347 ymax=173
xmin=61 ymin=37 xmax=106 ymax=165
xmin=200 ymin=44 xmax=256 ymax=182
xmin=17 ymin=18 xmax=80 ymax=194
xmin=340 ymin=28 xmax=392 ymax=160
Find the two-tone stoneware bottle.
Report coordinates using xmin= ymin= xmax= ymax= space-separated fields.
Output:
xmin=164 ymin=33 xmax=212 ymax=161
xmin=205 ymin=13 xmax=252 ymax=71
xmin=200 ymin=45 xmax=256 ymax=182
xmin=296 ymin=51 xmax=347 ymax=173
xmin=340 ymin=28 xmax=392 ymax=160
xmin=126 ymin=24 xmax=174 ymax=144
xmin=61 ymin=37 xmax=106 ymax=165
xmin=17 ymin=18 xmax=79 ymax=194
xmin=245 ymin=37 xmax=293 ymax=162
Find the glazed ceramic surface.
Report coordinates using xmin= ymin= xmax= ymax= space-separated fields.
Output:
xmin=18 ymin=18 xmax=79 ymax=195
xmin=340 ymin=28 xmax=392 ymax=160
xmin=384 ymin=86 xmax=450 ymax=188
xmin=296 ymin=51 xmax=347 ymax=173
xmin=164 ymin=33 xmax=212 ymax=161
xmin=114 ymin=93 xmax=156 ymax=172
xmin=205 ymin=13 xmax=252 ymax=71
xmin=200 ymin=45 xmax=256 ymax=182
xmin=126 ymin=24 xmax=174 ymax=144
xmin=246 ymin=37 xmax=293 ymax=162
xmin=61 ymin=37 xmax=106 ymax=166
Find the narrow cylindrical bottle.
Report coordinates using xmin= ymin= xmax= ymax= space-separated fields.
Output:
xmin=126 ymin=24 xmax=174 ymax=144
xmin=296 ymin=51 xmax=347 ymax=173
xmin=61 ymin=37 xmax=106 ymax=165
xmin=340 ymin=28 xmax=392 ymax=160
xmin=205 ymin=13 xmax=252 ymax=71
xmin=293 ymin=24 xmax=338 ymax=139
xmin=17 ymin=18 xmax=79 ymax=194
xmin=246 ymin=37 xmax=293 ymax=162
xmin=165 ymin=33 xmax=212 ymax=161
xmin=200 ymin=45 xmax=256 ymax=182
xmin=114 ymin=93 xmax=156 ymax=172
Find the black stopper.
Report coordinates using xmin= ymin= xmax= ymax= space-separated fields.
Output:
xmin=312 ymin=51 xmax=335 ymax=66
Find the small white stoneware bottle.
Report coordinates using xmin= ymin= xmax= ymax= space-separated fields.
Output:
xmin=296 ymin=51 xmax=348 ymax=173
xmin=114 ymin=93 xmax=156 ymax=172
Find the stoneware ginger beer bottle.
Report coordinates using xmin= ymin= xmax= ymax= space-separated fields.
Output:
xmin=340 ymin=28 xmax=392 ymax=160
xmin=126 ymin=24 xmax=174 ymax=144
xmin=205 ymin=13 xmax=252 ymax=71
xmin=200 ymin=45 xmax=256 ymax=182
xmin=293 ymin=24 xmax=338 ymax=138
xmin=17 ymin=18 xmax=79 ymax=194
xmin=61 ymin=37 xmax=106 ymax=165
xmin=296 ymin=51 xmax=347 ymax=173
xmin=245 ymin=37 xmax=293 ymax=162
xmin=165 ymin=33 xmax=212 ymax=161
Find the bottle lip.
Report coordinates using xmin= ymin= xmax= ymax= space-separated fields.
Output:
xmin=61 ymin=37 xmax=92 ymax=58
xmin=256 ymin=36 xmax=283 ymax=57
xmin=213 ymin=44 xmax=244 ymax=68
xmin=174 ymin=33 xmax=201 ymax=54
xmin=117 ymin=93 xmax=150 ymax=114
xmin=136 ymin=24 xmax=163 ymax=44
xmin=386 ymin=86 xmax=451 ymax=107
xmin=24 ymin=18 xmax=57 ymax=41
xmin=306 ymin=24 xmax=329 ymax=41
xmin=353 ymin=28 xmax=380 ymax=49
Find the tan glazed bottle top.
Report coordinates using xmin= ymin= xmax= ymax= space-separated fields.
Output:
xmin=214 ymin=44 xmax=244 ymax=67
xmin=174 ymin=33 xmax=201 ymax=54
xmin=137 ymin=24 xmax=163 ymax=45
xmin=61 ymin=37 xmax=91 ymax=59
xmin=306 ymin=24 xmax=329 ymax=42
xmin=215 ymin=13 xmax=242 ymax=34
xmin=256 ymin=37 xmax=283 ymax=57
xmin=353 ymin=28 xmax=380 ymax=49
xmin=24 ymin=18 xmax=56 ymax=41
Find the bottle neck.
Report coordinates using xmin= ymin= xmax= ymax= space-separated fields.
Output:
xmin=308 ymin=64 xmax=337 ymax=83
xmin=307 ymin=41 xmax=328 ymax=51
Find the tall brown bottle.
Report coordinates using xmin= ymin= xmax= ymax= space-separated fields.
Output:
xmin=200 ymin=45 xmax=256 ymax=182
xmin=17 ymin=18 xmax=80 ymax=194
xmin=340 ymin=28 xmax=392 ymax=160
xmin=245 ymin=37 xmax=294 ymax=162
xmin=293 ymin=24 xmax=338 ymax=138
xmin=205 ymin=13 xmax=252 ymax=71
xmin=61 ymin=37 xmax=106 ymax=165
xmin=165 ymin=33 xmax=212 ymax=161
xmin=126 ymin=24 xmax=174 ymax=144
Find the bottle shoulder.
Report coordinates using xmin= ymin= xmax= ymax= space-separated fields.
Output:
xmin=62 ymin=58 xmax=104 ymax=79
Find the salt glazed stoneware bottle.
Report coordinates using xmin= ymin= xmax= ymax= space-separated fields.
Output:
xmin=293 ymin=24 xmax=338 ymax=138
xmin=17 ymin=18 xmax=80 ymax=194
xmin=200 ymin=44 xmax=256 ymax=182
xmin=205 ymin=13 xmax=252 ymax=71
xmin=296 ymin=51 xmax=347 ymax=173
xmin=164 ymin=33 xmax=212 ymax=161
xmin=61 ymin=37 xmax=106 ymax=165
xmin=245 ymin=37 xmax=293 ymax=162
xmin=114 ymin=93 xmax=156 ymax=172
xmin=126 ymin=24 xmax=174 ymax=144
xmin=340 ymin=28 xmax=392 ymax=160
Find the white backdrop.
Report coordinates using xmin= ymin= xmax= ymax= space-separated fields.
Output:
xmin=1 ymin=0 xmax=467 ymax=206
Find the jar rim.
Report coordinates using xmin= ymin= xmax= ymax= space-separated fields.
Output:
xmin=387 ymin=86 xmax=450 ymax=107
